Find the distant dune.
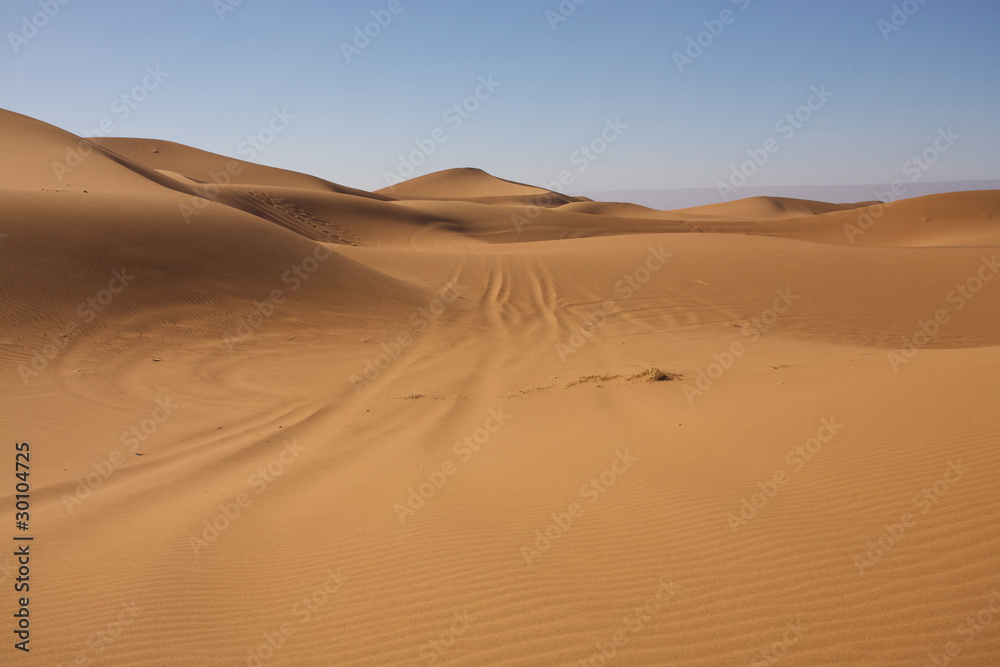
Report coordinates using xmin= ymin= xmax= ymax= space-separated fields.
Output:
xmin=378 ymin=167 xmax=550 ymax=198
xmin=586 ymin=180 xmax=1000 ymax=210
xmin=2 ymin=109 xmax=998 ymax=666
xmin=376 ymin=166 xmax=584 ymax=206
xmin=667 ymin=195 xmax=879 ymax=219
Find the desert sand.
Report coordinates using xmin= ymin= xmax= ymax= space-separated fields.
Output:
xmin=1 ymin=108 xmax=998 ymax=665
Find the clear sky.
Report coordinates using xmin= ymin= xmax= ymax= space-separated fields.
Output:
xmin=3 ymin=0 xmax=998 ymax=194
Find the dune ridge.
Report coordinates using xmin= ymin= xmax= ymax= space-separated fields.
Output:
xmin=1 ymin=110 xmax=998 ymax=666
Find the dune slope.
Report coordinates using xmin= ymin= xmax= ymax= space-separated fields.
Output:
xmin=1 ymin=111 xmax=998 ymax=666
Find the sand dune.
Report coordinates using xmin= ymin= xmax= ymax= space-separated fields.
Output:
xmin=377 ymin=166 xmax=552 ymax=198
xmin=376 ymin=167 xmax=584 ymax=207
xmin=670 ymin=195 xmax=878 ymax=220
xmin=1 ymin=111 xmax=998 ymax=666
xmin=103 ymin=137 xmax=391 ymax=200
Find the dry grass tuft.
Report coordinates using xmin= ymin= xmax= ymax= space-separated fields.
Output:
xmin=564 ymin=367 xmax=680 ymax=388
xmin=626 ymin=366 xmax=680 ymax=383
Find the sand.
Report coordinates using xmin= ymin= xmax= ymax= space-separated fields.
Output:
xmin=1 ymin=108 xmax=998 ymax=665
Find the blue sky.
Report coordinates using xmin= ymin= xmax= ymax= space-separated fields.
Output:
xmin=3 ymin=0 xmax=998 ymax=193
